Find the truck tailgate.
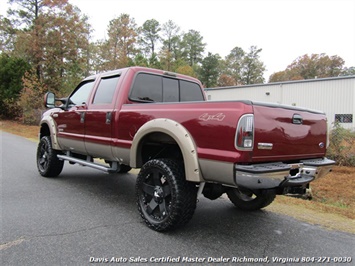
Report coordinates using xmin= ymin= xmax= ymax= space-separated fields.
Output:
xmin=252 ymin=102 xmax=328 ymax=162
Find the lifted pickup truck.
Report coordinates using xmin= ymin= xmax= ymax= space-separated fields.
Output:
xmin=37 ymin=66 xmax=335 ymax=231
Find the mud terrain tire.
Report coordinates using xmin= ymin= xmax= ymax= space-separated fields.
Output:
xmin=36 ymin=136 xmax=64 ymax=177
xmin=136 ymin=159 xmax=197 ymax=231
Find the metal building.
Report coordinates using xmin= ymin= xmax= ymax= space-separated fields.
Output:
xmin=205 ymin=76 xmax=355 ymax=129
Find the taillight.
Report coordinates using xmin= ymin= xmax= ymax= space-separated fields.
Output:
xmin=235 ymin=114 xmax=254 ymax=150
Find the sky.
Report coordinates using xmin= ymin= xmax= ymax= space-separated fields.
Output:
xmin=1 ymin=0 xmax=354 ymax=80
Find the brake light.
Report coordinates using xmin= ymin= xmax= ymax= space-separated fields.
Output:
xmin=236 ymin=114 xmax=254 ymax=150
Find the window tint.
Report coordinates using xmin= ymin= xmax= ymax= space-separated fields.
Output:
xmin=69 ymin=81 xmax=94 ymax=106
xmin=130 ymin=73 xmax=203 ymax=103
xmin=163 ymin=78 xmax=179 ymax=102
xmin=130 ymin=73 xmax=162 ymax=102
xmin=180 ymin=80 xmax=204 ymax=101
xmin=93 ymin=76 xmax=119 ymax=104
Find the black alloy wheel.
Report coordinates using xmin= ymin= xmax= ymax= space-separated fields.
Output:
xmin=36 ymin=136 xmax=64 ymax=177
xmin=136 ymin=158 xmax=197 ymax=231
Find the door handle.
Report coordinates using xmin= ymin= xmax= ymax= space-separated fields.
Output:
xmin=80 ymin=112 xmax=85 ymax=123
xmin=292 ymin=114 xmax=303 ymax=125
xmin=106 ymin=112 xmax=112 ymax=124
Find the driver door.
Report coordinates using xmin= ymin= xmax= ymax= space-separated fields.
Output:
xmin=55 ymin=80 xmax=95 ymax=154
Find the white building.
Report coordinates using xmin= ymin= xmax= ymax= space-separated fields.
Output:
xmin=205 ymin=76 xmax=355 ymax=130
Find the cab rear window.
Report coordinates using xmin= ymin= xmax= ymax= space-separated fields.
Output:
xmin=130 ymin=73 xmax=203 ymax=102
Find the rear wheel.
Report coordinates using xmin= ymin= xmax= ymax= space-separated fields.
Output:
xmin=136 ymin=159 xmax=197 ymax=231
xmin=36 ymin=136 xmax=64 ymax=177
xmin=227 ymin=188 xmax=276 ymax=211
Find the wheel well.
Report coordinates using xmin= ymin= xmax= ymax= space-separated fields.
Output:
xmin=130 ymin=118 xmax=203 ymax=182
xmin=40 ymin=123 xmax=50 ymax=138
xmin=138 ymin=132 xmax=183 ymax=166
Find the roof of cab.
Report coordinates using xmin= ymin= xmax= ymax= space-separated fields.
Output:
xmin=83 ymin=66 xmax=200 ymax=84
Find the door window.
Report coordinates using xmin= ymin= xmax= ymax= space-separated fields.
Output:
xmin=93 ymin=76 xmax=120 ymax=104
xmin=68 ymin=81 xmax=95 ymax=107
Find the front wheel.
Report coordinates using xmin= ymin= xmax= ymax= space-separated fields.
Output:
xmin=136 ymin=159 xmax=197 ymax=231
xmin=36 ymin=136 xmax=64 ymax=177
xmin=227 ymin=188 xmax=276 ymax=211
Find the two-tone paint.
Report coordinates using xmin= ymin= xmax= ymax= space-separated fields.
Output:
xmin=40 ymin=67 xmax=332 ymax=187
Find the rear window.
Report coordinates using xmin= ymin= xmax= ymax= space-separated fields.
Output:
xmin=93 ymin=75 xmax=120 ymax=104
xmin=130 ymin=74 xmax=162 ymax=102
xmin=180 ymin=80 xmax=204 ymax=101
xmin=163 ymin=78 xmax=179 ymax=102
xmin=130 ymin=73 xmax=203 ymax=102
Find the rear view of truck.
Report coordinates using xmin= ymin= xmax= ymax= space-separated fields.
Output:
xmin=224 ymin=101 xmax=334 ymax=211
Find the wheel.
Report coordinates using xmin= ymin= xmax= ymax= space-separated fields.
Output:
xmin=118 ymin=164 xmax=132 ymax=173
xmin=136 ymin=159 xmax=197 ymax=231
xmin=227 ymin=188 xmax=276 ymax=211
xmin=36 ymin=136 xmax=64 ymax=177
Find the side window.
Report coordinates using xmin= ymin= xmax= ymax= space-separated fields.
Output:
xmin=180 ymin=80 xmax=204 ymax=101
xmin=130 ymin=73 xmax=162 ymax=102
xmin=93 ymin=76 xmax=120 ymax=104
xmin=163 ymin=78 xmax=179 ymax=102
xmin=69 ymin=81 xmax=95 ymax=106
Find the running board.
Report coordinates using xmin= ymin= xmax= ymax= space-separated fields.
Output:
xmin=57 ymin=154 xmax=120 ymax=173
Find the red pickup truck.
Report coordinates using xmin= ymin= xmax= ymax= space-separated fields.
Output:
xmin=37 ymin=66 xmax=334 ymax=231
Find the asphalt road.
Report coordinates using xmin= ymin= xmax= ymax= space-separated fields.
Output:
xmin=1 ymin=131 xmax=354 ymax=265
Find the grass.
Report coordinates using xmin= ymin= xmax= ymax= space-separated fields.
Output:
xmin=0 ymin=119 xmax=39 ymax=140
xmin=1 ymin=119 xmax=354 ymax=233
xmin=300 ymin=166 xmax=355 ymax=219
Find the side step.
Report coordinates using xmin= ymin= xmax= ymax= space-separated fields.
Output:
xmin=57 ymin=153 xmax=120 ymax=173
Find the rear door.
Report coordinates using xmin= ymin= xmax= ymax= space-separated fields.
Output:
xmin=84 ymin=75 xmax=120 ymax=160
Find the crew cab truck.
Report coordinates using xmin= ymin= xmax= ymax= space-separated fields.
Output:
xmin=37 ymin=66 xmax=335 ymax=231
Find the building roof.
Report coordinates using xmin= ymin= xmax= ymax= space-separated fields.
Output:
xmin=205 ymin=75 xmax=355 ymax=91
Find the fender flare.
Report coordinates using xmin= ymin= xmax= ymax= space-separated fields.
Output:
xmin=40 ymin=115 xmax=60 ymax=150
xmin=130 ymin=118 xmax=203 ymax=182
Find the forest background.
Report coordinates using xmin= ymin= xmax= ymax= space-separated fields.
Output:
xmin=0 ymin=0 xmax=355 ymax=123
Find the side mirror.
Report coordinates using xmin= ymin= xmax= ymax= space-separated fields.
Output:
xmin=44 ymin=92 xmax=56 ymax=108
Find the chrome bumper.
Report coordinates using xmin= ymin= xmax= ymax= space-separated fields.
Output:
xmin=235 ymin=158 xmax=335 ymax=189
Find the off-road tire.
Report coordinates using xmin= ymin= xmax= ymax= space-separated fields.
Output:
xmin=227 ymin=188 xmax=276 ymax=211
xmin=136 ymin=158 xmax=197 ymax=232
xmin=36 ymin=136 xmax=64 ymax=177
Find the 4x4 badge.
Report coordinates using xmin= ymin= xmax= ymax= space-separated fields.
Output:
xmin=199 ymin=113 xmax=225 ymax=121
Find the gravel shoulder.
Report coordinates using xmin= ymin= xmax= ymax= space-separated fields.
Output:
xmin=265 ymin=199 xmax=355 ymax=234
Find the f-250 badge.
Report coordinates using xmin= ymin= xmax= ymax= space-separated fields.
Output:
xmin=199 ymin=113 xmax=226 ymax=121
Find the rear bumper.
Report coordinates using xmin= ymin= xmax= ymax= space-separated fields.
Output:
xmin=235 ymin=157 xmax=335 ymax=190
